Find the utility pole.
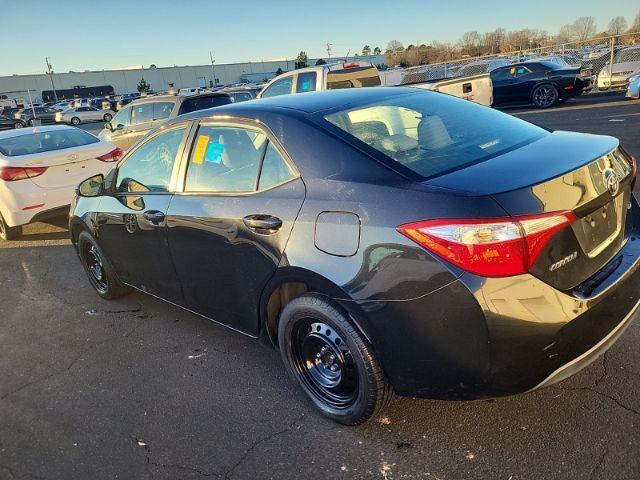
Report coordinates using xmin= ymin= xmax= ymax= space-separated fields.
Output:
xmin=209 ymin=51 xmax=217 ymax=88
xmin=45 ymin=57 xmax=58 ymax=101
xmin=326 ymin=43 xmax=332 ymax=59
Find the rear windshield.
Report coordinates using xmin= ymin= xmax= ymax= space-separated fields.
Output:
xmin=322 ymin=91 xmax=547 ymax=179
xmin=178 ymin=95 xmax=232 ymax=115
xmin=0 ymin=129 xmax=99 ymax=157
xmin=326 ymin=66 xmax=382 ymax=89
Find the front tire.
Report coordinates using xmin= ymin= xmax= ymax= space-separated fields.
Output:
xmin=77 ymin=231 xmax=131 ymax=299
xmin=13 ymin=121 xmax=24 ymax=129
xmin=532 ymin=84 xmax=558 ymax=108
xmin=278 ymin=294 xmax=393 ymax=425
xmin=71 ymin=117 xmax=81 ymax=125
xmin=0 ymin=213 xmax=22 ymax=240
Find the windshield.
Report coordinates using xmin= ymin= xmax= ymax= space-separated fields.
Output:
xmin=322 ymin=91 xmax=547 ymax=180
xmin=0 ymin=129 xmax=99 ymax=156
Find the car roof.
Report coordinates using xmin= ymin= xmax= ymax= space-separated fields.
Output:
xmin=129 ymin=91 xmax=230 ymax=106
xmin=176 ymin=87 xmax=420 ymax=122
xmin=0 ymin=124 xmax=79 ymax=140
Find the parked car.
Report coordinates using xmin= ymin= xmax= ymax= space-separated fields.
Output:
xmin=258 ymin=61 xmax=381 ymax=98
xmin=0 ymin=114 xmax=25 ymax=130
xmin=51 ymin=100 xmax=74 ymax=111
xmin=71 ymin=88 xmax=638 ymax=425
xmin=453 ymin=58 xmax=511 ymax=77
xmin=55 ymin=106 xmax=115 ymax=125
xmin=0 ymin=125 xmax=121 ymax=240
xmin=401 ymin=73 xmax=494 ymax=106
xmin=597 ymin=46 xmax=640 ymax=90
xmin=98 ymin=92 xmax=232 ymax=150
xmin=491 ymin=61 xmax=592 ymax=108
xmin=626 ymin=69 xmax=640 ymax=100
xmin=221 ymin=86 xmax=262 ymax=103
xmin=13 ymin=106 xmax=59 ymax=125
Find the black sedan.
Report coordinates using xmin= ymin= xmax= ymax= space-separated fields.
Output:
xmin=70 ymin=88 xmax=639 ymax=425
xmin=0 ymin=113 xmax=24 ymax=129
xmin=491 ymin=60 xmax=593 ymax=108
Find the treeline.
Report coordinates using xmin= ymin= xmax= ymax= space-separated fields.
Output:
xmin=379 ymin=11 xmax=640 ymax=67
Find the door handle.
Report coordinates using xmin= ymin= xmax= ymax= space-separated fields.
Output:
xmin=143 ymin=210 xmax=165 ymax=225
xmin=243 ymin=214 xmax=282 ymax=232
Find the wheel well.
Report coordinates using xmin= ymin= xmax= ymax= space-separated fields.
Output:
xmin=263 ymin=281 xmax=310 ymax=348
xmin=70 ymin=222 xmax=85 ymax=248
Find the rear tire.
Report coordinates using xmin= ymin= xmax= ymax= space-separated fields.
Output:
xmin=278 ymin=294 xmax=393 ymax=425
xmin=77 ymin=231 xmax=131 ymax=299
xmin=532 ymin=84 xmax=558 ymax=108
xmin=71 ymin=117 xmax=81 ymax=126
xmin=0 ymin=213 xmax=22 ymax=240
xmin=13 ymin=121 xmax=24 ymax=129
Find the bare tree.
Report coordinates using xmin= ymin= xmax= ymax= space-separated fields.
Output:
xmin=560 ymin=16 xmax=597 ymax=42
xmin=386 ymin=40 xmax=404 ymax=53
xmin=607 ymin=16 xmax=628 ymax=35
xmin=629 ymin=11 xmax=640 ymax=32
xmin=458 ymin=31 xmax=481 ymax=56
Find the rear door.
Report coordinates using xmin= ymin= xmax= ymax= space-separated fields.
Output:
xmin=95 ymin=123 xmax=191 ymax=302
xmin=166 ymin=120 xmax=305 ymax=334
xmin=106 ymin=105 xmax=133 ymax=149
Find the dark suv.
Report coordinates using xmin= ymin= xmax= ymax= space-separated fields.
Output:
xmin=98 ymin=92 xmax=232 ymax=150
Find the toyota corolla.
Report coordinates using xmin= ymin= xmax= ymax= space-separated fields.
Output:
xmin=70 ymin=88 xmax=639 ymax=425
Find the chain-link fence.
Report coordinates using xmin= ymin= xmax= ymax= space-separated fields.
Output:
xmin=391 ymin=32 xmax=640 ymax=90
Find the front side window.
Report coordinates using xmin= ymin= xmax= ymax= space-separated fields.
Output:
xmin=296 ymin=72 xmax=317 ymax=93
xmin=321 ymin=91 xmax=547 ymax=180
xmin=261 ymin=77 xmax=293 ymax=98
xmin=116 ymin=126 xmax=186 ymax=193
xmin=185 ymin=125 xmax=267 ymax=192
xmin=130 ymin=103 xmax=154 ymax=125
xmin=111 ymin=106 xmax=132 ymax=127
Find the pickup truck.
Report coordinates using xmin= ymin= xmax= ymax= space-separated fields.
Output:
xmin=258 ymin=61 xmax=493 ymax=106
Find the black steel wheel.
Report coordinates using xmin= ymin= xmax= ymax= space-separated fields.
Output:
xmin=279 ymin=294 xmax=393 ymax=425
xmin=0 ymin=213 xmax=22 ymax=241
xmin=77 ymin=231 xmax=131 ymax=299
xmin=532 ymin=84 xmax=558 ymax=108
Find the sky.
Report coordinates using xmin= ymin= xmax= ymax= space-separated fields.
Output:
xmin=0 ymin=0 xmax=637 ymax=76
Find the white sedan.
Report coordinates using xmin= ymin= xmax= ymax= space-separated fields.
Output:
xmin=0 ymin=125 xmax=121 ymax=240
xmin=55 ymin=106 xmax=115 ymax=126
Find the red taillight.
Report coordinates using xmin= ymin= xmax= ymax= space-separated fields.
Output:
xmin=563 ymin=85 xmax=574 ymax=90
xmin=342 ymin=62 xmax=360 ymax=69
xmin=397 ymin=211 xmax=577 ymax=277
xmin=97 ymin=147 xmax=123 ymax=162
xmin=0 ymin=166 xmax=48 ymax=181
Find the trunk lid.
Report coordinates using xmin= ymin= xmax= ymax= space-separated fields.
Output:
xmin=425 ymin=131 xmax=634 ymax=290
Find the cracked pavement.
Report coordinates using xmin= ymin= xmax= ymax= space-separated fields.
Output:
xmin=0 ymin=96 xmax=639 ymax=479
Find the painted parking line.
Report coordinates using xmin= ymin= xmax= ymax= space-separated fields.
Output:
xmin=513 ymin=98 xmax=640 ymax=116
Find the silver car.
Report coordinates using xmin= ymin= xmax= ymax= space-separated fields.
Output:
xmin=55 ymin=106 xmax=115 ymax=126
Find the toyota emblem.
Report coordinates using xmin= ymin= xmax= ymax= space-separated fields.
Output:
xmin=603 ymin=169 xmax=620 ymax=197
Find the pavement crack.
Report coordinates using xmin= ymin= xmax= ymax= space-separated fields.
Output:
xmin=224 ymin=414 xmax=305 ymax=479
xmin=589 ymin=447 xmax=608 ymax=480
xmin=593 ymin=351 xmax=608 ymax=388
xmin=585 ymin=387 xmax=640 ymax=416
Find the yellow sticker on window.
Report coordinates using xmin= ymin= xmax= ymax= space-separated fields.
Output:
xmin=192 ymin=135 xmax=210 ymax=164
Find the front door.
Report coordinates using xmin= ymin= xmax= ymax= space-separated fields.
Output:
xmin=166 ymin=122 xmax=305 ymax=334
xmin=96 ymin=123 xmax=190 ymax=302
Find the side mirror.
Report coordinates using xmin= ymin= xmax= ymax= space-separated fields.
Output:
xmin=77 ymin=174 xmax=104 ymax=198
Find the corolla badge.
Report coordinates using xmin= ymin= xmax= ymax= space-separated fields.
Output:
xmin=603 ymin=168 xmax=620 ymax=197
xmin=549 ymin=251 xmax=578 ymax=272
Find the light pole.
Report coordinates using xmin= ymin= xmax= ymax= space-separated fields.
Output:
xmin=209 ymin=51 xmax=217 ymax=87
xmin=45 ymin=57 xmax=58 ymax=101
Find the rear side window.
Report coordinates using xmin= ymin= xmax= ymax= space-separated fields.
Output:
xmin=326 ymin=66 xmax=381 ymax=89
xmin=178 ymin=95 xmax=231 ymax=115
xmin=296 ymin=72 xmax=317 ymax=93
xmin=111 ymin=106 xmax=131 ymax=127
xmin=0 ymin=129 xmax=99 ymax=156
xmin=258 ymin=143 xmax=294 ymax=190
xmin=321 ymin=91 xmax=547 ymax=180
xmin=261 ymin=77 xmax=293 ymax=97
xmin=153 ymin=102 xmax=174 ymax=120
xmin=130 ymin=103 xmax=154 ymax=125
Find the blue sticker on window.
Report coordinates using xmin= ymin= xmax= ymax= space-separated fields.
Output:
xmin=205 ymin=142 xmax=225 ymax=163
xmin=301 ymin=81 xmax=310 ymax=91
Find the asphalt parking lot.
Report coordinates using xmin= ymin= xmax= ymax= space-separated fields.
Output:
xmin=1 ymin=93 xmax=639 ymax=480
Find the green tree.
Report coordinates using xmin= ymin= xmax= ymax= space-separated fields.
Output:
xmin=362 ymin=45 xmax=371 ymax=56
xmin=137 ymin=77 xmax=151 ymax=93
xmin=373 ymin=46 xmax=381 ymax=55
xmin=315 ymin=58 xmax=326 ymax=65
xmin=295 ymin=51 xmax=308 ymax=69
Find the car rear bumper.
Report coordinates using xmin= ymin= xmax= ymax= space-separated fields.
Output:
xmin=0 ymin=182 xmax=74 ymax=227
xmin=344 ymin=202 xmax=640 ymax=399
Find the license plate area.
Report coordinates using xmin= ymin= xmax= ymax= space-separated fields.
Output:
xmin=573 ymin=193 xmax=626 ymax=259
